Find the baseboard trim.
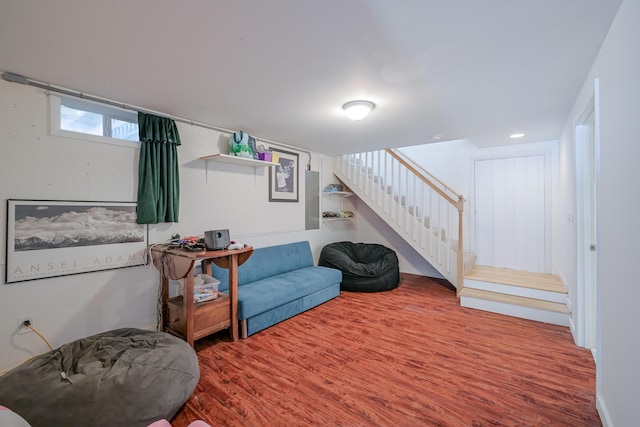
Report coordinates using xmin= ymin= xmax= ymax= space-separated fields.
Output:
xmin=596 ymin=392 xmax=614 ymax=427
xmin=569 ymin=316 xmax=578 ymax=344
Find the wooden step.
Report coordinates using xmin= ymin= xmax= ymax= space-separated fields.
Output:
xmin=459 ymin=288 xmax=570 ymax=313
xmin=465 ymin=265 xmax=566 ymax=293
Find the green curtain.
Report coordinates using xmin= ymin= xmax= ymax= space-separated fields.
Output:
xmin=136 ymin=112 xmax=181 ymax=224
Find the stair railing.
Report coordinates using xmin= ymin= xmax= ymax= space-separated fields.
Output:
xmin=393 ymin=148 xmax=461 ymax=202
xmin=335 ymin=149 xmax=465 ymax=293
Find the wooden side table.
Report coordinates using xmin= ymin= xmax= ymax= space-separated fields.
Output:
xmin=151 ymin=245 xmax=253 ymax=346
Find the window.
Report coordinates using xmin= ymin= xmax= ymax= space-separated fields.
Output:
xmin=50 ymin=95 xmax=139 ymax=147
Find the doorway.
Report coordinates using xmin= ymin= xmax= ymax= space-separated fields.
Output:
xmin=474 ymin=153 xmax=549 ymax=272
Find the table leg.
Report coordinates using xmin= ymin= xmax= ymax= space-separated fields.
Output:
xmin=228 ymin=254 xmax=239 ymax=341
xmin=185 ymin=273 xmax=195 ymax=347
xmin=202 ymin=259 xmax=212 ymax=276
xmin=161 ymin=276 xmax=169 ymax=332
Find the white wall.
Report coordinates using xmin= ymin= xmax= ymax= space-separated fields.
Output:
xmin=557 ymin=0 xmax=640 ymax=424
xmin=0 ymin=79 xmax=355 ymax=371
xmin=400 ymin=139 xmax=478 ymax=198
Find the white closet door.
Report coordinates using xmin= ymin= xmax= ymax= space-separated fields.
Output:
xmin=474 ymin=155 xmax=546 ymax=271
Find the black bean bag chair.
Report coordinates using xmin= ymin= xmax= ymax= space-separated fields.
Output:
xmin=319 ymin=241 xmax=400 ymax=292
xmin=0 ymin=328 xmax=199 ymax=427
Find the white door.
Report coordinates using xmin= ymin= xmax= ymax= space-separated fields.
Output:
xmin=576 ymin=95 xmax=598 ymax=351
xmin=474 ymin=155 xmax=547 ymax=271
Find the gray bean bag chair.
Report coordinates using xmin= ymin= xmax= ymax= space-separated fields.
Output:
xmin=319 ymin=241 xmax=400 ymax=292
xmin=0 ymin=328 xmax=199 ymax=427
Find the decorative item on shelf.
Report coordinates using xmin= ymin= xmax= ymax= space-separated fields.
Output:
xmin=256 ymin=145 xmax=272 ymax=162
xmin=324 ymin=183 xmax=344 ymax=192
xmin=323 ymin=183 xmax=351 ymax=193
xmin=322 ymin=210 xmax=355 ymax=218
xmin=229 ymin=131 xmax=258 ymax=159
xmin=258 ymin=152 xmax=272 ymax=161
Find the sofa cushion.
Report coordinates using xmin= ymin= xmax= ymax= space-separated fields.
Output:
xmin=245 ymin=284 xmax=340 ymax=336
xmin=213 ymin=241 xmax=314 ymax=292
xmin=237 ymin=266 xmax=341 ymax=319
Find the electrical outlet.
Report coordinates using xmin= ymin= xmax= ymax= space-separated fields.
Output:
xmin=17 ymin=315 xmax=34 ymax=335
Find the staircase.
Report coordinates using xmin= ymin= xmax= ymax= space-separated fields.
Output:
xmin=334 ymin=149 xmax=469 ymax=290
xmin=334 ymin=149 xmax=571 ymax=326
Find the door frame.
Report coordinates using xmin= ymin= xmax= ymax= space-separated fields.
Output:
xmin=574 ymin=79 xmax=600 ymax=354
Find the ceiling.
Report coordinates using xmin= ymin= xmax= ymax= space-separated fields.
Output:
xmin=0 ymin=0 xmax=621 ymax=155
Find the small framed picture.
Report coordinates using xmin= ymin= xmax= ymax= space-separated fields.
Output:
xmin=269 ymin=148 xmax=299 ymax=202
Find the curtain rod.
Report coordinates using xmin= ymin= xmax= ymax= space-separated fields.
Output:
xmin=2 ymin=71 xmax=312 ymax=168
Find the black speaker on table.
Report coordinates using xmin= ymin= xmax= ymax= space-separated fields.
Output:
xmin=204 ymin=229 xmax=230 ymax=250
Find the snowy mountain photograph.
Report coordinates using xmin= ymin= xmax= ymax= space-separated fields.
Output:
xmin=6 ymin=200 xmax=148 ymax=283
xmin=13 ymin=203 xmax=144 ymax=251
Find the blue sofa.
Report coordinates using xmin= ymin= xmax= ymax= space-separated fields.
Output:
xmin=209 ymin=241 xmax=342 ymax=338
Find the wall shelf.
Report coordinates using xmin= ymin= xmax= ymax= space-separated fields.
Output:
xmin=200 ymin=153 xmax=279 ymax=168
xmin=322 ymin=190 xmax=355 ymax=221
xmin=322 ymin=215 xmax=354 ymax=221
xmin=322 ymin=191 xmax=354 ymax=198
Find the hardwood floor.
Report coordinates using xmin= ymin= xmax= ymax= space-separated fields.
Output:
xmin=172 ymin=274 xmax=600 ymax=427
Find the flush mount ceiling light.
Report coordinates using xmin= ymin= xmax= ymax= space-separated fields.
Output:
xmin=342 ymin=100 xmax=376 ymax=121
xmin=510 ymin=133 xmax=525 ymax=139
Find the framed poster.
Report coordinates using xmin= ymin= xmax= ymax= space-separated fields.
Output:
xmin=269 ymin=148 xmax=299 ymax=202
xmin=5 ymin=200 xmax=148 ymax=284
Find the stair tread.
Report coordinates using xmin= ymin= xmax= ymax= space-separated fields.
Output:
xmin=464 ymin=265 xmax=566 ymax=293
xmin=459 ymin=288 xmax=570 ymax=313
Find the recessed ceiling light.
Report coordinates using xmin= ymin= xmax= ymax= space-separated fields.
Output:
xmin=510 ymin=133 xmax=525 ymax=139
xmin=342 ymin=100 xmax=375 ymax=121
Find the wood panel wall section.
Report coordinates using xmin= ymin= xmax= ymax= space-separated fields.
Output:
xmin=172 ymin=274 xmax=599 ymax=426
